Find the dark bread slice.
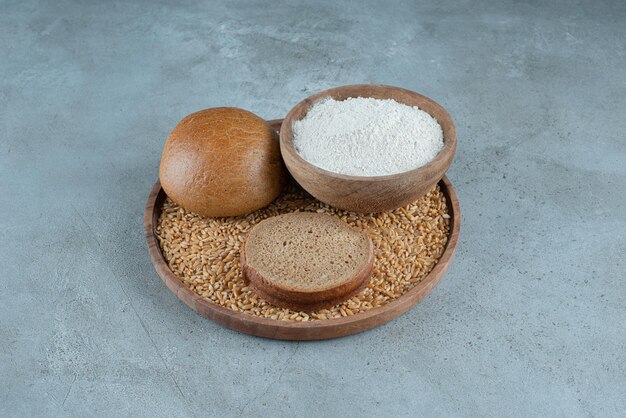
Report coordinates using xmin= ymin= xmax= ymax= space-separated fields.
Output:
xmin=241 ymin=212 xmax=374 ymax=311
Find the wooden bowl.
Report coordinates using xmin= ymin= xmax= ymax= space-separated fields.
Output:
xmin=280 ymin=84 xmax=457 ymax=213
xmin=144 ymin=120 xmax=460 ymax=340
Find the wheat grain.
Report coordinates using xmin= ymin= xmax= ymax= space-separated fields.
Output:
xmin=155 ymin=184 xmax=450 ymax=321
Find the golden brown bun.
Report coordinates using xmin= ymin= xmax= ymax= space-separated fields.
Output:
xmin=159 ymin=108 xmax=285 ymax=217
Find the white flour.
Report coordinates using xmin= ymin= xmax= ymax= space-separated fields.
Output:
xmin=292 ymin=97 xmax=444 ymax=176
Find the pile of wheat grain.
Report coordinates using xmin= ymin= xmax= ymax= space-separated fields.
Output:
xmin=156 ymin=185 xmax=450 ymax=321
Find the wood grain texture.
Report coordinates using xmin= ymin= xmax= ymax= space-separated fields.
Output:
xmin=280 ymin=84 xmax=457 ymax=213
xmin=144 ymin=119 xmax=461 ymax=340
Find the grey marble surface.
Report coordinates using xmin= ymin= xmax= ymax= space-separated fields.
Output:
xmin=1 ymin=0 xmax=624 ymax=416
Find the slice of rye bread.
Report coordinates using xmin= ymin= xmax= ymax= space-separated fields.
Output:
xmin=240 ymin=212 xmax=375 ymax=311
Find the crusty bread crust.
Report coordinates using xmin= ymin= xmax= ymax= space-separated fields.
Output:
xmin=240 ymin=214 xmax=375 ymax=311
xmin=159 ymin=107 xmax=285 ymax=217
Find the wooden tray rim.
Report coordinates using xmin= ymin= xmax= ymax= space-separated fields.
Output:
xmin=144 ymin=121 xmax=461 ymax=340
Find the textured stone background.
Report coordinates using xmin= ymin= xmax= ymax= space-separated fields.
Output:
xmin=1 ymin=0 xmax=624 ymax=416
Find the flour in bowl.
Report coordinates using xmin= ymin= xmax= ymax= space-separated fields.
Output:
xmin=292 ymin=97 xmax=444 ymax=176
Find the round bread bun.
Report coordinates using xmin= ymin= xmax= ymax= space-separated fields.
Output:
xmin=159 ymin=108 xmax=285 ymax=217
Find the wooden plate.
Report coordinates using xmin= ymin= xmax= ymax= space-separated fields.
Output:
xmin=144 ymin=119 xmax=461 ymax=340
